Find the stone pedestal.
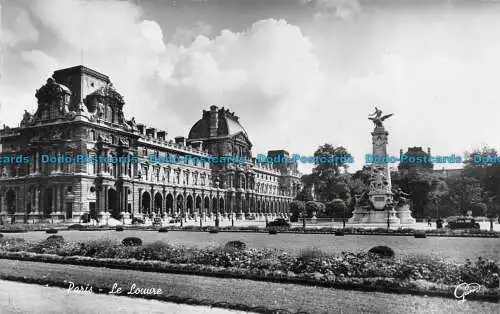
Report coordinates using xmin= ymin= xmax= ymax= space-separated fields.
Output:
xmin=395 ymin=204 xmax=417 ymax=225
xmin=100 ymin=212 xmax=111 ymax=224
xmin=347 ymin=208 xmax=399 ymax=228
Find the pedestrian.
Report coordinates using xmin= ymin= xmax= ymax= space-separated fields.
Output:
xmin=427 ymin=217 xmax=432 ymax=227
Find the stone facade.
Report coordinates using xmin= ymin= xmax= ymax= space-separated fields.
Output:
xmin=0 ymin=66 xmax=301 ymax=223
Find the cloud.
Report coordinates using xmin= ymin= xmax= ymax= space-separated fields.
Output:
xmin=170 ymin=21 xmax=213 ymax=45
xmin=0 ymin=6 xmax=39 ymax=46
xmin=157 ymin=19 xmax=326 ymax=124
xmin=305 ymin=0 xmax=362 ymax=20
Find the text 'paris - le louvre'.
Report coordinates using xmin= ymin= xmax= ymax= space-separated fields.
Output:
xmin=0 ymin=65 xmax=302 ymax=223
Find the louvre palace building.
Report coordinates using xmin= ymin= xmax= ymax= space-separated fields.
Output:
xmin=0 ymin=65 xmax=302 ymax=223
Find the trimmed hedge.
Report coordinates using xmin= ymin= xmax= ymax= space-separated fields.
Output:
xmin=68 ymin=224 xmax=84 ymax=230
xmin=368 ymin=246 xmax=395 ymax=258
xmin=225 ymin=241 xmax=247 ymax=251
xmin=122 ymin=237 xmax=142 ymax=246
xmin=46 ymin=235 xmax=64 ymax=242
xmin=414 ymin=232 xmax=427 ymax=238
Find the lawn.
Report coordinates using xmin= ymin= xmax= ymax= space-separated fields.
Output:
xmin=0 ymin=259 xmax=497 ymax=314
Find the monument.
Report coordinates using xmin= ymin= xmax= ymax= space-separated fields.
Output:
xmin=347 ymin=107 xmax=417 ymax=228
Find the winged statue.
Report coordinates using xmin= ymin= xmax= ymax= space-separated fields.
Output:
xmin=368 ymin=106 xmax=393 ymax=128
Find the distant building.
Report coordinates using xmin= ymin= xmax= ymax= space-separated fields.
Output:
xmin=398 ymin=146 xmax=433 ymax=171
xmin=0 ymin=65 xmax=301 ymax=223
xmin=432 ymin=168 xmax=463 ymax=179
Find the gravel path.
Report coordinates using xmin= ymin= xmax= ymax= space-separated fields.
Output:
xmin=0 ymin=259 xmax=497 ymax=314
xmin=0 ymin=279 xmax=247 ymax=314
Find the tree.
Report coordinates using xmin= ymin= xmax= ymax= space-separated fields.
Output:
xmin=324 ymin=199 xmax=346 ymax=218
xmin=392 ymin=169 xmax=446 ymax=218
xmin=463 ymin=145 xmax=500 ymax=205
xmin=446 ymin=176 xmax=483 ymax=216
xmin=308 ymin=144 xmax=353 ymax=202
xmin=305 ymin=201 xmax=325 ymax=218
xmin=289 ymin=200 xmax=306 ymax=222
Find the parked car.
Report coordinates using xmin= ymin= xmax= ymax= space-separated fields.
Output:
xmin=268 ymin=218 xmax=291 ymax=228
xmin=131 ymin=217 xmax=144 ymax=224
xmin=446 ymin=218 xmax=480 ymax=229
xmin=169 ymin=218 xmax=182 ymax=223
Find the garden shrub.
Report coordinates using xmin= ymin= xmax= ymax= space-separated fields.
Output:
xmin=56 ymin=241 xmax=85 ymax=256
xmin=139 ymin=241 xmax=178 ymax=261
xmin=68 ymin=224 xmax=84 ymax=230
xmin=224 ymin=240 xmax=247 ymax=251
xmin=414 ymin=232 xmax=426 ymax=238
xmin=47 ymin=235 xmax=64 ymax=242
xmin=31 ymin=236 xmax=65 ymax=253
xmin=461 ymin=257 xmax=500 ymax=289
xmin=0 ymin=237 xmax=27 ymax=252
xmin=115 ymin=226 xmax=124 ymax=232
xmin=46 ymin=228 xmax=58 ymax=234
xmin=368 ymin=246 xmax=395 ymax=258
xmin=122 ymin=237 xmax=142 ymax=246
xmin=81 ymin=239 xmax=119 ymax=256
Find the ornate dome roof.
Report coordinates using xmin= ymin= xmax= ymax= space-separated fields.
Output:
xmin=35 ymin=77 xmax=72 ymax=103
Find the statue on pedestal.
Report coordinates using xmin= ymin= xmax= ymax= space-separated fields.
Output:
xmin=348 ymin=106 xmax=416 ymax=227
xmin=393 ymin=188 xmax=411 ymax=206
xmin=368 ymin=106 xmax=394 ymax=128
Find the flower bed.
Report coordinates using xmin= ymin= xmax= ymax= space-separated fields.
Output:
xmin=0 ymin=236 xmax=498 ymax=294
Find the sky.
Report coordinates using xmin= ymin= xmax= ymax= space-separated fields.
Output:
xmin=1 ymin=0 xmax=500 ymax=173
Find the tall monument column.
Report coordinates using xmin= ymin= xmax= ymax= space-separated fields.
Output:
xmin=372 ymin=127 xmax=389 ymax=158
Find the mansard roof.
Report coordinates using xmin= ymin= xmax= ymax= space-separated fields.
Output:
xmin=188 ymin=106 xmax=249 ymax=141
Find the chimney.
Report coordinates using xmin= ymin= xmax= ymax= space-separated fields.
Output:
xmin=137 ymin=124 xmax=145 ymax=134
xmin=209 ymin=105 xmax=218 ymax=137
xmin=175 ymin=136 xmax=185 ymax=146
xmin=190 ymin=141 xmax=202 ymax=149
xmin=146 ymin=127 xmax=156 ymax=138
xmin=157 ymin=131 xmax=166 ymax=140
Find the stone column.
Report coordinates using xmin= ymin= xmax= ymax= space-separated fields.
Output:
xmin=150 ymin=187 xmax=154 ymax=215
xmin=103 ymin=186 xmax=108 ymax=213
xmin=52 ymin=186 xmax=57 ymax=213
